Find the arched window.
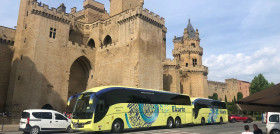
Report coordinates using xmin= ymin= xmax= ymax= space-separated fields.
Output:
xmin=87 ymin=39 xmax=95 ymax=48
xmin=103 ymin=35 xmax=112 ymax=47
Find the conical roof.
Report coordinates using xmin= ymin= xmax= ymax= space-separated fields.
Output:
xmin=186 ymin=19 xmax=197 ymax=38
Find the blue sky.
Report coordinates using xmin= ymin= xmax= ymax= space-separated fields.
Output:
xmin=1 ymin=0 xmax=280 ymax=84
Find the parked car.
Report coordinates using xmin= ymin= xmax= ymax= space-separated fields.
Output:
xmin=266 ymin=112 xmax=280 ymax=134
xmin=19 ymin=109 xmax=72 ymax=134
xmin=228 ymin=114 xmax=253 ymax=123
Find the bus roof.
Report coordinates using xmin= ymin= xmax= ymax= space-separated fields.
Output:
xmin=83 ymin=86 xmax=189 ymax=96
xmin=191 ymin=97 xmax=225 ymax=106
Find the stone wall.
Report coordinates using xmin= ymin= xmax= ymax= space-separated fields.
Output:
xmin=163 ymin=60 xmax=180 ymax=93
xmin=6 ymin=0 xmax=96 ymax=118
xmin=208 ymin=81 xmax=227 ymax=100
xmin=237 ymin=80 xmax=250 ymax=98
xmin=5 ymin=0 xmax=166 ymax=119
xmin=0 ymin=26 xmax=15 ymax=112
xmin=208 ymin=79 xmax=249 ymax=102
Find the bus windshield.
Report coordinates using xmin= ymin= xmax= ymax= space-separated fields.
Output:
xmin=73 ymin=92 xmax=96 ymax=119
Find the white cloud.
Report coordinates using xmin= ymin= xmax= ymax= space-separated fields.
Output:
xmin=204 ymin=46 xmax=280 ymax=84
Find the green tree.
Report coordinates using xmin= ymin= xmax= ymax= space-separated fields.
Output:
xmin=237 ymin=92 xmax=243 ymax=101
xmin=212 ymin=93 xmax=218 ymax=100
xmin=233 ymin=96 xmax=237 ymax=103
xmin=225 ymin=95 xmax=227 ymax=103
xmin=250 ymin=74 xmax=275 ymax=94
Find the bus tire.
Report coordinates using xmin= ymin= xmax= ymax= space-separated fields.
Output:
xmin=175 ymin=117 xmax=181 ymax=128
xmin=220 ymin=117 xmax=223 ymax=124
xmin=201 ymin=117 xmax=205 ymax=125
xmin=111 ymin=119 xmax=124 ymax=133
xmin=167 ymin=117 xmax=174 ymax=129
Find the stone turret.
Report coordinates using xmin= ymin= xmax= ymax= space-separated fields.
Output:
xmin=110 ymin=0 xmax=144 ymax=16
xmin=57 ymin=3 xmax=66 ymax=13
xmin=164 ymin=19 xmax=208 ymax=98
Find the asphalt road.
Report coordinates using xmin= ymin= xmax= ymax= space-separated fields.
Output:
xmin=1 ymin=122 xmax=266 ymax=134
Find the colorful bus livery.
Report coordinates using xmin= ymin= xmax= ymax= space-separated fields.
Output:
xmin=191 ymin=98 xmax=228 ymax=125
xmin=68 ymin=86 xmax=193 ymax=133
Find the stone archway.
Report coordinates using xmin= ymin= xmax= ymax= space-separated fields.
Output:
xmin=42 ymin=104 xmax=53 ymax=110
xmin=67 ymin=56 xmax=92 ymax=112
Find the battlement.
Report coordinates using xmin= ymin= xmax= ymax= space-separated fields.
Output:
xmin=163 ymin=59 xmax=179 ymax=66
xmin=30 ymin=1 xmax=75 ymax=24
xmin=0 ymin=26 xmax=16 ymax=41
xmin=225 ymin=78 xmax=238 ymax=82
xmin=141 ymin=8 xmax=165 ymax=25
xmin=67 ymin=41 xmax=94 ymax=50
xmin=0 ymin=38 xmax=15 ymax=46
xmin=116 ymin=6 xmax=165 ymax=28
xmin=180 ymin=65 xmax=208 ymax=74
xmin=208 ymin=80 xmax=227 ymax=86
xmin=172 ymin=46 xmax=203 ymax=56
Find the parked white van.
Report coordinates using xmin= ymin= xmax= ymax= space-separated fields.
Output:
xmin=266 ymin=112 xmax=280 ymax=134
xmin=19 ymin=109 xmax=72 ymax=134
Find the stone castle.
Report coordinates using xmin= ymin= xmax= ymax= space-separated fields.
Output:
xmin=0 ymin=0 xmax=250 ymax=118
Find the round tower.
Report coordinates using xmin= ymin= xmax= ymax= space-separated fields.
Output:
xmin=172 ymin=19 xmax=208 ymax=97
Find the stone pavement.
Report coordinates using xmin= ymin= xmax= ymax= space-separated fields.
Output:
xmin=0 ymin=124 xmax=19 ymax=132
xmin=124 ymin=129 xmax=200 ymax=134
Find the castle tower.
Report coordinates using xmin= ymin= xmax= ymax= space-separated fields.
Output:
xmin=110 ymin=0 xmax=144 ymax=16
xmin=6 ymin=0 xmax=84 ymax=119
xmin=170 ymin=19 xmax=208 ymax=97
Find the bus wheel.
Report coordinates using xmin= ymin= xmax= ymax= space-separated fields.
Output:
xmin=220 ymin=117 xmax=223 ymax=124
xmin=201 ymin=117 xmax=205 ymax=125
xmin=175 ymin=117 xmax=181 ymax=128
xmin=167 ymin=117 xmax=174 ymax=129
xmin=111 ymin=119 xmax=124 ymax=133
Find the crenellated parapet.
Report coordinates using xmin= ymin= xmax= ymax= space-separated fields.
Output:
xmin=173 ymin=36 xmax=200 ymax=43
xmin=172 ymin=46 xmax=203 ymax=56
xmin=180 ymin=65 xmax=208 ymax=75
xmin=0 ymin=38 xmax=15 ymax=46
xmin=73 ymin=21 xmax=85 ymax=30
xmin=208 ymin=80 xmax=227 ymax=86
xmin=0 ymin=26 xmax=16 ymax=46
xmin=30 ymin=1 xmax=75 ymax=24
xmin=163 ymin=59 xmax=179 ymax=69
xmin=116 ymin=7 xmax=165 ymax=28
xmin=67 ymin=41 xmax=94 ymax=50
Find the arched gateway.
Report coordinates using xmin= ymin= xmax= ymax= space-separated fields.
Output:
xmin=67 ymin=56 xmax=92 ymax=111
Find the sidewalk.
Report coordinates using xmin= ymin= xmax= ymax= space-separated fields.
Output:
xmin=0 ymin=124 xmax=19 ymax=132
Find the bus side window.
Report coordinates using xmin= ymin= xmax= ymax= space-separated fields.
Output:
xmin=96 ymin=100 xmax=108 ymax=113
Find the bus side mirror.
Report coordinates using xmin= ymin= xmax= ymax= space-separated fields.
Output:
xmin=67 ymin=95 xmax=75 ymax=106
xmin=89 ymin=94 xmax=95 ymax=104
xmin=67 ymin=94 xmax=81 ymax=106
